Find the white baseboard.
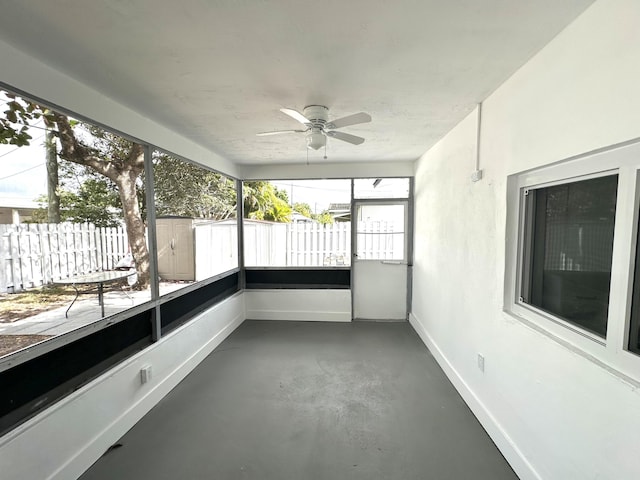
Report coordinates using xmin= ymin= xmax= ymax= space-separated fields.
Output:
xmin=0 ymin=294 xmax=245 ymax=480
xmin=408 ymin=312 xmax=541 ymax=480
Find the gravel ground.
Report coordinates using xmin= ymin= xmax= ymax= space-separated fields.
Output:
xmin=0 ymin=334 xmax=52 ymax=356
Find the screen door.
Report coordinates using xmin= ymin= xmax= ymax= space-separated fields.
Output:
xmin=352 ymin=201 xmax=408 ymax=320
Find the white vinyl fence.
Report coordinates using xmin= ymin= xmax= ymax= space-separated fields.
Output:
xmin=0 ymin=223 xmax=128 ymax=293
xmin=244 ymin=220 xmax=352 ymax=267
xmin=0 ymin=219 xmax=397 ymax=292
xmin=287 ymin=221 xmax=351 ymax=266
xmin=194 ymin=220 xmax=239 ymax=280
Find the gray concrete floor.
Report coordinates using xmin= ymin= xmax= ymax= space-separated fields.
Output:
xmin=80 ymin=321 xmax=518 ymax=480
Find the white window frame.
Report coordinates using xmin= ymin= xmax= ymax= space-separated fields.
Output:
xmin=504 ymin=140 xmax=640 ymax=383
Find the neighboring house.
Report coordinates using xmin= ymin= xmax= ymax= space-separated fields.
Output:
xmin=0 ymin=197 xmax=39 ymax=224
xmin=291 ymin=211 xmax=313 ymax=223
xmin=328 ymin=203 xmax=350 ymax=222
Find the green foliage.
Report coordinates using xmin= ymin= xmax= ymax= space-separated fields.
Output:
xmin=293 ymin=202 xmax=313 ymax=218
xmin=267 ymin=199 xmax=292 ymax=223
xmin=153 ymin=153 xmax=237 ymax=219
xmin=243 ymin=181 xmax=292 ymax=222
xmin=292 ymin=202 xmax=334 ymax=224
xmin=0 ymin=91 xmax=54 ymax=146
xmin=274 ymin=186 xmax=289 ymax=203
xmin=31 ymin=180 xmax=122 ymax=227
xmin=314 ymin=211 xmax=334 ymax=225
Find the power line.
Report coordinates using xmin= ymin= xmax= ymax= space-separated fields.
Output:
xmin=0 ymin=162 xmax=44 ymax=181
xmin=0 ymin=133 xmax=46 ymax=159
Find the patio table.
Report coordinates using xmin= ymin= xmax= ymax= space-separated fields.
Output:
xmin=53 ymin=270 xmax=136 ymax=318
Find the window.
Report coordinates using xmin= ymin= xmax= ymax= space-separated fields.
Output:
xmin=0 ymin=86 xmax=242 ymax=433
xmin=152 ymin=150 xmax=238 ymax=294
xmin=356 ymin=203 xmax=407 ymax=261
xmin=0 ymin=89 xmax=151 ymax=359
xmin=243 ymin=179 xmax=351 ymax=267
xmin=506 ymin=141 xmax=640 ymax=381
xmin=520 ymin=175 xmax=618 ymax=338
xmin=629 ymin=222 xmax=640 ymax=355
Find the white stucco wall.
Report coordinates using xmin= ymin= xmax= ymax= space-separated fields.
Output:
xmin=411 ymin=1 xmax=640 ymax=479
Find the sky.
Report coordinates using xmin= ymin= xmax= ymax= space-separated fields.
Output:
xmin=272 ymin=179 xmax=351 ymax=214
xmin=0 ymin=139 xmax=355 ymax=212
xmin=0 ymin=135 xmax=48 ymax=201
xmin=0 ymin=141 xmax=406 ymax=211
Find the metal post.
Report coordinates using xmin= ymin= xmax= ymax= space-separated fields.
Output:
xmin=236 ymin=179 xmax=246 ymax=290
xmin=350 ymin=179 xmax=355 ymax=320
xmin=406 ymin=177 xmax=415 ymax=321
xmin=143 ymin=145 xmax=162 ymax=341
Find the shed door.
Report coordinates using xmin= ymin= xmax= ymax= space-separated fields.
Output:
xmin=156 ymin=219 xmax=195 ymax=281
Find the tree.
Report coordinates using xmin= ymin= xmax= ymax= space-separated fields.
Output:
xmin=293 ymin=202 xmax=313 ymax=219
xmin=292 ymin=203 xmax=334 ymax=224
xmin=32 ymin=179 xmax=122 ymax=227
xmin=243 ymin=181 xmax=291 ymax=222
xmin=54 ymin=114 xmax=150 ymax=287
xmin=45 ymin=128 xmax=61 ymax=223
xmin=0 ymin=91 xmax=42 ymax=146
xmin=153 ymin=153 xmax=237 ymax=219
xmin=314 ymin=211 xmax=334 ymax=225
xmin=2 ymin=94 xmax=150 ymax=288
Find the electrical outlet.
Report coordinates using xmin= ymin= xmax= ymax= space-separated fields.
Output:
xmin=477 ymin=354 xmax=485 ymax=373
xmin=140 ymin=365 xmax=152 ymax=384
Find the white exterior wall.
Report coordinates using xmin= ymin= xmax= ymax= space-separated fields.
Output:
xmin=411 ymin=1 xmax=640 ymax=479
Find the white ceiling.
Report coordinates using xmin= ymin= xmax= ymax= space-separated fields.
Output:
xmin=0 ymin=1 xmax=594 ymax=166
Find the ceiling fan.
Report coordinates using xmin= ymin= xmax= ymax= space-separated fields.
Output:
xmin=257 ymin=105 xmax=371 ymax=150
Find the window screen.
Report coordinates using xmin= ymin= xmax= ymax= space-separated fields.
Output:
xmin=356 ymin=203 xmax=406 ymax=261
xmin=520 ymin=175 xmax=618 ymax=338
xmin=628 ymin=214 xmax=640 ymax=355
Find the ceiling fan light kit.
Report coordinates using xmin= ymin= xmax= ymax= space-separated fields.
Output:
xmin=306 ymin=128 xmax=326 ymax=150
xmin=257 ymin=105 xmax=371 ymax=151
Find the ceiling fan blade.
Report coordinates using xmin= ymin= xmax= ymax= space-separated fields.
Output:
xmin=326 ymin=112 xmax=371 ymax=129
xmin=326 ymin=130 xmax=365 ymax=145
xmin=280 ymin=108 xmax=311 ymax=125
xmin=256 ymin=129 xmax=305 ymax=136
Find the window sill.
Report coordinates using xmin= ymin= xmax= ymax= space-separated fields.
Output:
xmin=503 ymin=305 xmax=640 ymax=389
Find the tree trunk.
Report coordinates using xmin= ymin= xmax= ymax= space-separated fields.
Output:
xmin=116 ymin=171 xmax=150 ymax=289
xmin=53 ymin=113 xmax=150 ymax=289
xmin=45 ymin=129 xmax=60 ymax=223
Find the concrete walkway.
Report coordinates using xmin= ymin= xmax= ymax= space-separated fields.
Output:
xmin=0 ymin=283 xmax=185 ymax=337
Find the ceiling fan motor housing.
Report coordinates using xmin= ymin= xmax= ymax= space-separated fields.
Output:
xmin=303 ymin=105 xmax=329 ymax=126
xmin=303 ymin=106 xmax=329 ymax=150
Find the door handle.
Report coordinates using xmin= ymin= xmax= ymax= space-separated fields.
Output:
xmin=170 ymin=239 xmax=175 ymax=250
